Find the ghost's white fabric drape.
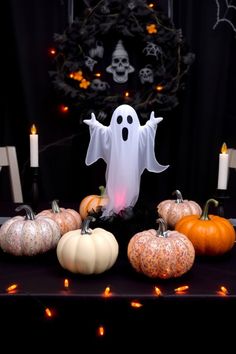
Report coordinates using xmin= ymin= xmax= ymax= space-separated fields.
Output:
xmin=0 ymin=146 xmax=23 ymax=203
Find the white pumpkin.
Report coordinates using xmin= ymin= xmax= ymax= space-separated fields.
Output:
xmin=56 ymin=216 xmax=119 ymax=274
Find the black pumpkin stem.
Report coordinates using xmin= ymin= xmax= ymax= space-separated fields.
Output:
xmin=15 ymin=204 xmax=35 ymax=220
xmin=81 ymin=216 xmax=96 ymax=235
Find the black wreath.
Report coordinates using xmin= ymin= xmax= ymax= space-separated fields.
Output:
xmin=49 ymin=0 xmax=195 ymax=122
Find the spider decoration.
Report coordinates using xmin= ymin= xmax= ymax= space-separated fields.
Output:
xmin=49 ymin=0 xmax=195 ymax=123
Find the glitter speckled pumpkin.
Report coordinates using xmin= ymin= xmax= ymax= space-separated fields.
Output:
xmin=38 ymin=200 xmax=82 ymax=236
xmin=157 ymin=190 xmax=202 ymax=228
xmin=0 ymin=205 xmax=61 ymax=256
xmin=127 ymin=218 xmax=195 ymax=279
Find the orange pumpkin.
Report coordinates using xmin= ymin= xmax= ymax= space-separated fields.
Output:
xmin=157 ymin=190 xmax=202 ymax=228
xmin=38 ymin=200 xmax=82 ymax=236
xmin=175 ymin=198 xmax=235 ymax=256
xmin=79 ymin=186 xmax=108 ymax=220
xmin=127 ymin=218 xmax=195 ymax=279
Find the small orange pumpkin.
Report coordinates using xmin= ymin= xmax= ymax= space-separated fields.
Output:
xmin=127 ymin=218 xmax=195 ymax=279
xmin=38 ymin=200 xmax=82 ymax=236
xmin=157 ymin=190 xmax=202 ymax=228
xmin=175 ymin=198 xmax=235 ymax=256
xmin=79 ymin=186 xmax=108 ymax=220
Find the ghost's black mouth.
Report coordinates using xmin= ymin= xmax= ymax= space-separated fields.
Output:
xmin=122 ymin=127 xmax=128 ymax=141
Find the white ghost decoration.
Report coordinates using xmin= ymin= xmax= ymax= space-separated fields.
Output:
xmin=84 ymin=104 xmax=169 ymax=218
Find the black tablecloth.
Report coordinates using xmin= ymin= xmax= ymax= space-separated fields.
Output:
xmin=0 ymin=199 xmax=236 ymax=351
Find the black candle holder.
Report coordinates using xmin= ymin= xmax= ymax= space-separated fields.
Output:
xmin=30 ymin=167 xmax=39 ymax=210
xmin=214 ymin=189 xmax=230 ymax=217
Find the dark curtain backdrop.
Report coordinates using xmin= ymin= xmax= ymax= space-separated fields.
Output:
xmin=1 ymin=0 xmax=236 ymax=208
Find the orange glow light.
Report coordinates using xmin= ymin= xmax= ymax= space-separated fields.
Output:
xmin=154 ymin=286 xmax=162 ymax=296
xmin=221 ymin=142 xmax=228 ymax=154
xmin=79 ymin=79 xmax=90 ymax=89
xmin=97 ymin=325 xmax=105 ymax=337
xmin=156 ymin=85 xmax=164 ymax=91
xmin=130 ymin=301 xmax=143 ymax=308
xmin=95 ymin=73 xmax=101 ymax=77
xmin=31 ymin=124 xmax=37 ymax=135
xmin=45 ymin=308 xmax=53 ymax=318
xmin=103 ymin=286 xmax=111 ymax=297
xmin=175 ymin=285 xmax=189 ymax=294
xmin=146 ymin=24 xmax=157 ymax=34
xmin=6 ymin=284 xmax=18 ymax=293
xmin=217 ymin=285 xmax=229 ymax=296
xmin=125 ymin=91 xmax=129 ymax=97
xmin=64 ymin=279 xmax=69 ymax=289
xmin=148 ymin=3 xmax=154 ymax=8
xmin=49 ymin=48 xmax=56 ymax=55
xmin=60 ymin=105 xmax=69 ymax=113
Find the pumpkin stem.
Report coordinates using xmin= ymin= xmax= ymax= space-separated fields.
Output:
xmin=99 ymin=186 xmax=105 ymax=197
xmin=172 ymin=190 xmax=183 ymax=203
xmin=51 ymin=199 xmax=61 ymax=213
xmin=156 ymin=218 xmax=169 ymax=238
xmin=200 ymin=198 xmax=219 ymax=220
xmin=15 ymin=204 xmax=35 ymax=220
xmin=81 ymin=216 xmax=96 ymax=235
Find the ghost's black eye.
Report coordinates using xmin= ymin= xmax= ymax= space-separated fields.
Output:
xmin=117 ymin=115 xmax=123 ymax=124
xmin=127 ymin=115 xmax=133 ymax=124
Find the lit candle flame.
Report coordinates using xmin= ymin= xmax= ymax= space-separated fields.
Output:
xmin=6 ymin=284 xmax=18 ymax=293
xmin=148 ymin=3 xmax=154 ymax=8
xmin=154 ymin=286 xmax=162 ymax=296
xmin=31 ymin=124 xmax=37 ymax=135
xmin=125 ymin=91 xmax=129 ymax=97
xmin=95 ymin=73 xmax=101 ymax=77
xmin=221 ymin=142 xmax=227 ymax=154
xmin=130 ymin=301 xmax=143 ymax=308
xmin=97 ymin=325 xmax=105 ymax=336
xmin=103 ymin=286 xmax=111 ymax=297
xmin=175 ymin=285 xmax=189 ymax=294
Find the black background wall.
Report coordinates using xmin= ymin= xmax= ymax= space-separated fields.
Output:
xmin=1 ymin=0 xmax=236 ymax=208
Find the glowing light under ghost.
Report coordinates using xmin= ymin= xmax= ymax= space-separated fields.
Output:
xmin=84 ymin=104 xmax=169 ymax=217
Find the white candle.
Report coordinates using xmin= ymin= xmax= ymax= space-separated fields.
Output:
xmin=30 ymin=124 xmax=39 ymax=167
xmin=217 ymin=143 xmax=229 ymax=190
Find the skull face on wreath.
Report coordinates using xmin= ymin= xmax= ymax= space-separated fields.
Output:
xmin=139 ymin=65 xmax=154 ymax=84
xmin=106 ymin=40 xmax=135 ymax=84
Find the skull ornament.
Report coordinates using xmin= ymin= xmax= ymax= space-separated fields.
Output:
xmin=106 ymin=40 xmax=135 ymax=83
xmin=139 ymin=65 xmax=154 ymax=84
xmin=91 ymin=79 xmax=109 ymax=91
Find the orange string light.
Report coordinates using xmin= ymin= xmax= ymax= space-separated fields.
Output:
xmin=64 ymin=278 xmax=69 ymax=289
xmin=6 ymin=284 xmax=18 ymax=293
xmin=217 ymin=285 xmax=229 ymax=296
xmin=130 ymin=301 xmax=143 ymax=308
xmin=97 ymin=325 xmax=105 ymax=337
xmin=45 ymin=307 xmax=53 ymax=318
xmin=103 ymin=286 xmax=112 ymax=297
xmin=154 ymin=286 xmax=162 ymax=296
xmin=175 ymin=285 xmax=189 ymax=294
